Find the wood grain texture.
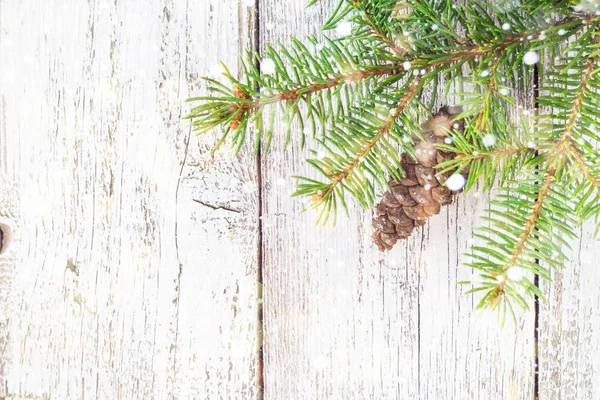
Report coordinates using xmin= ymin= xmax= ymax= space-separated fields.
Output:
xmin=539 ymin=223 xmax=600 ymax=399
xmin=0 ymin=1 xmax=260 ymax=398
xmin=259 ymin=1 xmax=535 ymax=399
xmin=2 ymin=1 xmax=599 ymax=399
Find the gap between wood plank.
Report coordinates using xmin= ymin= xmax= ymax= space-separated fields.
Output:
xmin=253 ymin=0 xmax=265 ymax=398
xmin=533 ymin=62 xmax=541 ymax=400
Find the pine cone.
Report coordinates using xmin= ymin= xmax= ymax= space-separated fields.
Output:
xmin=372 ymin=106 xmax=466 ymax=251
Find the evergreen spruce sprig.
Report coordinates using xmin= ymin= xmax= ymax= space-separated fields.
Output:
xmin=459 ymin=23 xmax=600 ymax=318
xmin=294 ymin=10 xmax=591 ymax=217
xmin=186 ymin=0 xmax=600 ymax=316
xmin=293 ymin=75 xmax=423 ymax=223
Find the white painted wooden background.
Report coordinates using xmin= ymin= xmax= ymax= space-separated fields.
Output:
xmin=0 ymin=1 xmax=599 ymax=399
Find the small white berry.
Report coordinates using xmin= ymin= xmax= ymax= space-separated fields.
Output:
xmin=502 ymin=23 xmax=511 ymax=30
xmin=452 ymin=123 xmax=460 ymax=129
xmin=523 ymin=50 xmax=539 ymax=65
xmin=431 ymin=24 xmax=438 ymax=30
xmin=403 ymin=61 xmax=412 ymax=70
xmin=420 ymin=69 xmax=427 ymax=75
xmin=446 ymin=174 xmax=466 ymax=191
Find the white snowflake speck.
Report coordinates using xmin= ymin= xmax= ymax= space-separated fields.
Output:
xmin=527 ymin=141 xmax=536 ymax=149
xmin=523 ymin=50 xmax=539 ymax=65
xmin=507 ymin=267 xmax=525 ymax=281
xmin=337 ymin=21 xmax=353 ymax=36
xmin=482 ymin=134 xmax=497 ymax=147
xmin=403 ymin=61 xmax=412 ymax=70
xmin=314 ymin=356 xmax=329 ymax=370
xmin=558 ymin=29 xmax=567 ymax=36
xmin=453 ymin=123 xmax=460 ymax=129
xmin=402 ymin=135 xmax=412 ymax=143
xmin=481 ymin=69 xmax=490 ymax=78
xmin=261 ymin=58 xmax=276 ymax=74
xmin=242 ymin=182 xmax=256 ymax=193
xmin=446 ymin=174 xmax=466 ymax=191
xmin=420 ymin=69 xmax=427 ymax=75
xmin=502 ymin=23 xmax=511 ymax=30
xmin=499 ymin=87 xmax=510 ymax=96
xmin=444 ymin=138 xmax=452 ymax=144
xmin=424 ymin=184 xmax=432 ymax=190
xmin=431 ymin=24 xmax=438 ymax=30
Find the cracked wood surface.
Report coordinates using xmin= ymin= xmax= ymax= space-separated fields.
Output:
xmin=0 ymin=0 xmax=260 ymax=399
xmin=1 ymin=1 xmax=599 ymax=399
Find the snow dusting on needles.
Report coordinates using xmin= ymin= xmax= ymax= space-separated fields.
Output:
xmin=523 ymin=50 xmax=539 ymax=65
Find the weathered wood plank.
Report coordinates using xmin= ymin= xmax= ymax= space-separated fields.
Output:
xmin=259 ymin=2 xmax=535 ymax=398
xmin=0 ymin=0 xmax=260 ymax=398
xmin=539 ymin=224 xmax=600 ymax=399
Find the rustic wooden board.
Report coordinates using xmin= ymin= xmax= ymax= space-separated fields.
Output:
xmin=4 ymin=1 xmax=598 ymax=399
xmin=538 ymin=223 xmax=600 ymax=399
xmin=259 ymin=1 xmax=535 ymax=399
xmin=260 ymin=0 xmax=534 ymax=399
xmin=0 ymin=0 xmax=260 ymax=398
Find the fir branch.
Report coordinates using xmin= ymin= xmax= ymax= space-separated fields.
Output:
xmin=503 ymin=168 xmax=555 ymax=274
xmin=233 ymin=64 xmax=400 ymax=117
xmin=568 ymin=143 xmax=600 ymax=191
xmin=325 ymin=76 xmax=421 ymax=189
xmin=349 ymin=0 xmax=407 ymax=56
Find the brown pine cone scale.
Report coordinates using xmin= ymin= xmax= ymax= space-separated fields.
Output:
xmin=372 ymin=106 xmax=466 ymax=251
